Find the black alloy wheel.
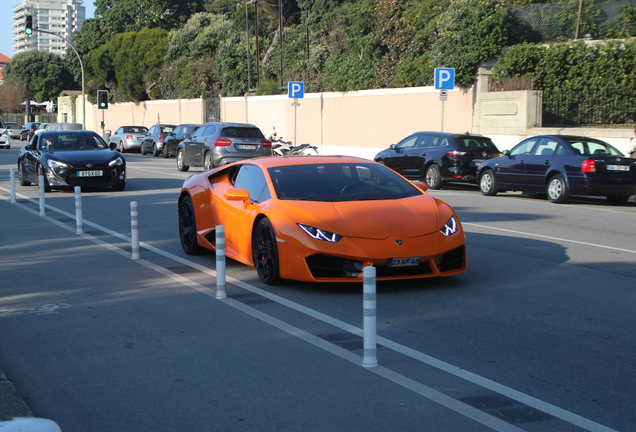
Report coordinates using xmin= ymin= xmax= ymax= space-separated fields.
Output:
xmin=177 ymin=149 xmax=189 ymax=172
xmin=252 ymin=218 xmax=281 ymax=285
xmin=546 ymin=174 xmax=569 ymax=204
xmin=178 ymin=196 xmax=204 ymax=255
xmin=425 ymin=164 xmax=443 ymax=189
xmin=479 ymin=169 xmax=498 ymax=196
xmin=18 ymin=161 xmax=31 ymax=186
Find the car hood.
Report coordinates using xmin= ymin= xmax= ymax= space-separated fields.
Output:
xmin=279 ymin=195 xmax=440 ymax=239
xmin=47 ymin=150 xmax=121 ymax=165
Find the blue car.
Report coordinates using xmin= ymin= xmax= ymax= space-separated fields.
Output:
xmin=476 ymin=135 xmax=636 ymax=205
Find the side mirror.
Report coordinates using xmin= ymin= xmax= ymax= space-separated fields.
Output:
xmin=110 ymin=142 xmax=117 ymax=151
xmin=503 ymin=150 xmax=510 ymax=156
xmin=412 ymin=180 xmax=429 ymax=191
xmin=389 ymin=144 xmax=396 ymax=150
xmin=224 ymin=188 xmax=250 ymax=202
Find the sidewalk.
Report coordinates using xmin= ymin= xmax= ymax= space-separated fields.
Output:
xmin=0 ymin=368 xmax=32 ymax=418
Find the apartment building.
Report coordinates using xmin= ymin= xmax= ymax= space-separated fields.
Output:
xmin=11 ymin=0 xmax=86 ymax=58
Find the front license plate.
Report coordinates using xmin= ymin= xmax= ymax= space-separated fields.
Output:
xmin=237 ymin=144 xmax=257 ymax=150
xmin=387 ymin=257 xmax=420 ymax=267
xmin=78 ymin=170 xmax=103 ymax=177
xmin=607 ymin=165 xmax=629 ymax=171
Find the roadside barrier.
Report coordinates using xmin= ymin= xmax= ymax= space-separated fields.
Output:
xmin=130 ymin=201 xmax=140 ymax=259
xmin=75 ymin=186 xmax=83 ymax=235
xmin=38 ymin=175 xmax=45 ymax=216
xmin=363 ymin=266 xmax=378 ymax=368
xmin=215 ymin=225 xmax=227 ymax=299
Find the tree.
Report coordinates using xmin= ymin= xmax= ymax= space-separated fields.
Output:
xmin=2 ymin=51 xmax=74 ymax=102
xmin=0 ymin=77 xmax=30 ymax=113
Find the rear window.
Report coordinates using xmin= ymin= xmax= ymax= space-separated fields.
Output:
xmin=457 ymin=137 xmax=499 ymax=151
xmin=566 ymin=138 xmax=623 ymax=157
xmin=221 ymin=127 xmax=264 ymax=139
xmin=126 ymin=127 xmax=148 ymax=133
xmin=161 ymin=126 xmax=175 ymax=133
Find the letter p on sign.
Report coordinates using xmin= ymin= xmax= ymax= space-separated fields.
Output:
xmin=434 ymin=68 xmax=455 ymax=90
xmin=288 ymin=81 xmax=304 ymax=99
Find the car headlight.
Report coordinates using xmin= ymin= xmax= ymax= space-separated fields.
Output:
xmin=298 ymin=223 xmax=343 ymax=243
xmin=47 ymin=159 xmax=69 ymax=170
xmin=109 ymin=157 xmax=124 ymax=166
xmin=440 ymin=215 xmax=458 ymax=237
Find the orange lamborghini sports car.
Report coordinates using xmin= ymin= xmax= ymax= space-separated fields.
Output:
xmin=178 ymin=155 xmax=466 ymax=285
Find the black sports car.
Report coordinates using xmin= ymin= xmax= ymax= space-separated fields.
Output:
xmin=18 ymin=130 xmax=126 ymax=192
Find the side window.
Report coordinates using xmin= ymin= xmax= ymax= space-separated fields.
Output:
xmin=116 ymin=127 xmax=123 ymax=134
xmin=192 ymin=126 xmax=207 ymax=139
xmin=531 ymin=139 xmax=558 ymax=156
xmin=555 ymin=144 xmax=567 ymax=156
xmin=416 ymin=135 xmax=433 ymax=148
xmin=173 ymin=126 xmax=182 ymax=135
xmin=431 ymin=137 xmax=449 ymax=147
xmin=233 ymin=165 xmax=271 ymax=203
xmin=396 ymin=136 xmax=418 ymax=150
xmin=510 ymin=139 xmax=537 ymax=156
xmin=205 ymin=126 xmax=216 ymax=137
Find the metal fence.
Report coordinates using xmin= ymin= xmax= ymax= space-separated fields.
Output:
xmin=542 ymin=89 xmax=636 ymax=127
xmin=507 ymin=0 xmax=636 ymax=45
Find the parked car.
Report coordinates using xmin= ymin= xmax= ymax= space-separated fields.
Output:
xmin=176 ymin=122 xmax=272 ymax=172
xmin=0 ymin=131 xmax=9 ymax=149
xmin=141 ymin=124 xmax=177 ymax=156
xmin=46 ymin=122 xmax=83 ymax=131
xmin=17 ymin=130 xmax=126 ymax=192
xmin=109 ymin=126 xmax=149 ymax=153
xmin=162 ymin=123 xmax=201 ymax=158
xmin=178 ymin=156 xmax=466 ymax=284
xmin=32 ymin=123 xmax=51 ymax=139
xmin=20 ymin=122 xmax=41 ymax=141
xmin=374 ymin=132 xmax=502 ymax=189
xmin=4 ymin=122 xmax=22 ymax=140
xmin=477 ymin=135 xmax=636 ymax=205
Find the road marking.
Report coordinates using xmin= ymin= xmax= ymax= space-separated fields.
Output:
xmin=0 ymin=187 xmax=620 ymax=432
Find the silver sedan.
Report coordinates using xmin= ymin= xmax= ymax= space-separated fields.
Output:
xmin=109 ymin=125 xmax=148 ymax=153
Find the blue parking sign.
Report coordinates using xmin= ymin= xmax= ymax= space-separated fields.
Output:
xmin=288 ymin=81 xmax=304 ymax=98
xmin=434 ymin=68 xmax=455 ymax=90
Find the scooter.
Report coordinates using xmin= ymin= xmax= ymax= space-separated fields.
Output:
xmin=269 ymin=131 xmax=318 ymax=156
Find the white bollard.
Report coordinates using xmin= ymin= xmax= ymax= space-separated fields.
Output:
xmin=215 ymin=225 xmax=227 ymax=299
xmin=38 ymin=175 xmax=45 ymax=216
xmin=130 ymin=201 xmax=140 ymax=259
xmin=10 ymin=167 xmax=16 ymax=203
xmin=362 ymin=266 xmax=378 ymax=368
xmin=74 ymin=186 xmax=83 ymax=234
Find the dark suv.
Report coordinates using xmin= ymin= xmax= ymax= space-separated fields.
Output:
xmin=141 ymin=124 xmax=176 ymax=156
xmin=162 ymin=123 xmax=201 ymax=158
xmin=374 ymin=132 xmax=501 ymax=189
xmin=176 ymin=122 xmax=272 ymax=172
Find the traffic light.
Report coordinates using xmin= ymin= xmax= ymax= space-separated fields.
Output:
xmin=97 ymin=90 xmax=109 ymax=109
xmin=25 ymin=15 xmax=33 ymax=35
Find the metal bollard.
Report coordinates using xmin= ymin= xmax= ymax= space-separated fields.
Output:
xmin=215 ymin=225 xmax=227 ymax=299
xmin=130 ymin=201 xmax=140 ymax=259
xmin=74 ymin=186 xmax=83 ymax=234
xmin=10 ymin=167 xmax=16 ymax=203
xmin=362 ymin=266 xmax=378 ymax=368
xmin=38 ymin=175 xmax=45 ymax=216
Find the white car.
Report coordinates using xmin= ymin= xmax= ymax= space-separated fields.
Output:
xmin=3 ymin=122 xmax=21 ymax=139
xmin=0 ymin=131 xmax=9 ymax=149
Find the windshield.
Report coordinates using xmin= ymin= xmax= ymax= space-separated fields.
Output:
xmin=39 ymin=133 xmax=110 ymax=151
xmin=268 ymin=163 xmax=422 ymax=202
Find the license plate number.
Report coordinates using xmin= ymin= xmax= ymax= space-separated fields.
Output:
xmin=78 ymin=170 xmax=103 ymax=177
xmin=387 ymin=257 xmax=420 ymax=267
xmin=237 ymin=145 xmax=257 ymax=150
xmin=607 ymin=165 xmax=629 ymax=171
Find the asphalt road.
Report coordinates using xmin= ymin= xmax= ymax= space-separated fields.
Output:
xmin=1 ymin=145 xmax=635 ymax=432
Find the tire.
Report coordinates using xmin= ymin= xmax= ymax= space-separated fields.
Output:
xmin=178 ymin=196 xmax=204 ymax=255
xmin=479 ymin=169 xmax=498 ymax=196
xmin=18 ymin=161 xmax=31 ymax=186
xmin=252 ymin=218 xmax=281 ymax=285
xmin=162 ymin=143 xmax=170 ymax=158
xmin=152 ymin=143 xmax=159 ymax=157
xmin=38 ymin=165 xmax=51 ymax=192
xmin=546 ymin=174 xmax=569 ymax=204
xmin=204 ymin=151 xmax=214 ymax=171
xmin=112 ymin=182 xmax=126 ymax=191
xmin=119 ymin=141 xmax=126 ymax=153
xmin=425 ymin=164 xmax=443 ymax=189
xmin=606 ymin=195 xmax=630 ymax=206
xmin=176 ymin=149 xmax=189 ymax=172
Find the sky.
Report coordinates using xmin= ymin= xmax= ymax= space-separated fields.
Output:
xmin=1 ymin=0 xmax=96 ymax=59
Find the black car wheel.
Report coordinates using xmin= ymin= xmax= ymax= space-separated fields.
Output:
xmin=479 ymin=169 xmax=498 ymax=196
xmin=252 ymin=218 xmax=281 ymax=285
xmin=546 ymin=174 xmax=569 ymax=204
xmin=163 ymin=144 xmax=170 ymax=158
xmin=204 ymin=151 xmax=214 ymax=171
xmin=178 ymin=196 xmax=204 ymax=255
xmin=18 ymin=161 xmax=31 ymax=186
xmin=177 ymin=149 xmax=189 ymax=172
xmin=425 ymin=164 xmax=443 ymax=189
xmin=152 ymin=143 xmax=159 ymax=157
xmin=606 ymin=195 xmax=630 ymax=206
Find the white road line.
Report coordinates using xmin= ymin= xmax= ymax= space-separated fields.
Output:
xmin=0 ymin=187 xmax=620 ymax=432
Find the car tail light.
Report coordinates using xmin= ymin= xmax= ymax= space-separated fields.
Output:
xmin=126 ymin=134 xmax=133 ymax=139
xmin=581 ymin=159 xmax=596 ymax=173
xmin=159 ymin=136 xmax=164 ymax=142
xmin=261 ymin=140 xmax=272 ymax=148
xmin=447 ymin=150 xmax=466 ymax=157
xmin=215 ymin=138 xmax=232 ymax=146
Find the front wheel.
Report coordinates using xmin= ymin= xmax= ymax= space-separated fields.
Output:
xmin=479 ymin=169 xmax=498 ymax=196
xmin=425 ymin=164 xmax=443 ymax=189
xmin=546 ymin=174 xmax=569 ymax=204
xmin=176 ymin=149 xmax=189 ymax=172
xmin=163 ymin=144 xmax=170 ymax=158
xmin=252 ymin=218 xmax=281 ymax=285
xmin=178 ymin=196 xmax=204 ymax=255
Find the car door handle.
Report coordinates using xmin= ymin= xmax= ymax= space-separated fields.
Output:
xmin=544 ymin=160 xmax=551 ymax=165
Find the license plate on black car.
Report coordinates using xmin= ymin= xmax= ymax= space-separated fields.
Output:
xmin=78 ymin=170 xmax=102 ymax=177
xmin=387 ymin=257 xmax=420 ymax=267
xmin=607 ymin=165 xmax=629 ymax=171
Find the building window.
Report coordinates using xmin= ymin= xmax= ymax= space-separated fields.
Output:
xmin=39 ymin=9 xmax=49 ymax=14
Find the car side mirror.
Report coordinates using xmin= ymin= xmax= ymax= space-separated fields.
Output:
xmin=412 ymin=180 xmax=429 ymax=191
xmin=503 ymin=150 xmax=510 ymax=156
xmin=110 ymin=142 xmax=117 ymax=151
xmin=224 ymin=188 xmax=250 ymax=202
xmin=390 ymin=144 xmax=396 ymax=150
